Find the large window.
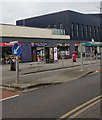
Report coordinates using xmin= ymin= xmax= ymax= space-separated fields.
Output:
xmin=81 ymin=24 xmax=84 ymax=38
xmin=94 ymin=26 xmax=96 ymax=38
xmin=47 ymin=25 xmax=51 ymax=28
xmin=86 ymin=25 xmax=88 ymax=38
xmin=52 ymin=23 xmax=65 ymax=35
xmin=89 ymin=26 xmax=92 ymax=38
xmin=71 ymin=22 xmax=74 ymax=37
xmin=76 ymin=23 xmax=79 ymax=38
xmin=54 ymin=24 xmax=57 ymax=29
xmin=96 ymin=27 xmax=99 ymax=38
xmin=59 ymin=24 xmax=65 ymax=35
xmin=59 ymin=24 xmax=63 ymax=29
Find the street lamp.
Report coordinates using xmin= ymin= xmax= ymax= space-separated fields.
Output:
xmin=90 ymin=38 xmax=94 ymax=63
xmin=91 ymin=38 xmax=94 ymax=43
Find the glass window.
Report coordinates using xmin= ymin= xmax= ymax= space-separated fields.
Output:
xmin=81 ymin=24 xmax=84 ymax=38
xmin=54 ymin=24 xmax=57 ymax=29
xmin=97 ymin=27 xmax=99 ymax=37
xmin=90 ymin=26 xmax=92 ymax=38
xmin=86 ymin=25 xmax=88 ymax=38
xmin=47 ymin=25 xmax=50 ymax=28
xmin=76 ymin=23 xmax=79 ymax=38
xmin=94 ymin=26 xmax=96 ymax=38
xmin=60 ymin=24 xmax=63 ymax=29
xmin=71 ymin=22 xmax=74 ymax=37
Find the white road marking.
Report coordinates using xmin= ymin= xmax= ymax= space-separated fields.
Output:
xmin=0 ymin=94 xmax=19 ymax=102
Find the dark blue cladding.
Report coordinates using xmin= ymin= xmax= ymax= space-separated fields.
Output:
xmin=21 ymin=42 xmax=32 ymax=62
xmin=16 ymin=10 xmax=102 ymax=42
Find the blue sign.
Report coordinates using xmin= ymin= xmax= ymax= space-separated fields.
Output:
xmin=12 ymin=43 xmax=21 ymax=56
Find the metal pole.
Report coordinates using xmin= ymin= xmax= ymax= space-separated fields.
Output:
xmin=90 ymin=47 xmax=92 ymax=63
xmin=16 ymin=56 xmax=19 ymax=84
xmin=81 ymin=52 xmax=84 ymax=70
xmin=80 ymin=44 xmax=84 ymax=70
xmin=62 ymin=56 xmax=64 ymax=67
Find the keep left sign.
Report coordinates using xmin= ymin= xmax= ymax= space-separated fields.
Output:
xmin=12 ymin=43 xmax=21 ymax=56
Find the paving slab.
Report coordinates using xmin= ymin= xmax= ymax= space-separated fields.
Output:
xmin=2 ymin=68 xmax=95 ymax=91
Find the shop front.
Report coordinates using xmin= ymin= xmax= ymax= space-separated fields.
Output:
xmin=31 ymin=42 xmax=57 ymax=63
xmin=57 ymin=43 xmax=70 ymax=59
xmin=31 ymin=42 xmax=48 ymax=62
xmin=74 ymin=43 xmax=81 ymax=57
xmin=0 ymin=42 xmax=22 ymax=64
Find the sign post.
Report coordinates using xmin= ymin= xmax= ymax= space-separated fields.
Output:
xmin=12 ymin=43 xmax=21 ymax=84
xmin=78 ymin=44 xmax=85 ymax=71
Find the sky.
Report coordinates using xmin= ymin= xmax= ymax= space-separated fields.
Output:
xmin=0 ymin=0 xmax=102 ymax=25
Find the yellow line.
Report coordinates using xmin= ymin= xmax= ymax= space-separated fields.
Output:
xmin=57 ymin=95 xmax=102 ymax=120
xmin=70 ymin=99 xmax=100 ymax=118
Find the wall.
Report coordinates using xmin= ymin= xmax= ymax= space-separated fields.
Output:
xmin=0 ymin=24 xmax=70 ymax=40
xmin=21 ymin=42 xmax=32 ymax=62
xmin=16 ymin=10 xmax=101 ymax=42
xmin=68 ymin=11 xmax=101 ymax=42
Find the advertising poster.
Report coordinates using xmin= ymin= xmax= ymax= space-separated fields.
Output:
xmin=54 ymin=47 xmax=58 ymax=61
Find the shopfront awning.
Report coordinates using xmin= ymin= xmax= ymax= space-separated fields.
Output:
xmin=84 ymin=42 xmax=92 ymax=46
xmin=83 ymin=42 xmax=102 ymax=47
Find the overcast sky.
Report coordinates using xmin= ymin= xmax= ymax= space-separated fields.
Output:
xmin=0 ymin=0 xmax=101 ymax=25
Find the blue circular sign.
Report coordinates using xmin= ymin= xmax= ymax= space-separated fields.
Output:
xmin=12 ymin=43 xmax=21 ymax=56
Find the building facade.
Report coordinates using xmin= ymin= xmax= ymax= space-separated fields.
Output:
xmin=16 ymin=10 xmax=102 ymax=55
xmin=16 ymin=10 xmax=102 ymax=41
xmin=0 ymin=24 xmax=70 ymax=64
xmin=1 ymin=10 xmax=102 ymax=64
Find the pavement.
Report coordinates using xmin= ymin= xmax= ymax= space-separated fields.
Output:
xmin=1 ymin=57 xmax=101 ymax=91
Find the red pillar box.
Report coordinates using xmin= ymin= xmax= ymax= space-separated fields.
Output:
xmin=37 ymin=55 xmax=41 ymax=62
xmin=72 ymin=51 xmax=76 ymax=62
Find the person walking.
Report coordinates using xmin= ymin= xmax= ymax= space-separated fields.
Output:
xmin=94 ymin=49 xmax=97 ymax=59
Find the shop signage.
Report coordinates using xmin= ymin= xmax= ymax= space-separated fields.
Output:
xmin=75 ymin=43 xmax=80 ymax=46
xmin=54 ymin=47 xmax=58 ymax=61
xmin=57 ymin=43 xmax=63 ymax=46
xmin=65 ymin=43 xmax=70 ymax=46
xmin=48 ymin=43 xmax=57 ymax=47
xmin=57 ymin=43 xmax=70 ymax=46
xmin=0 ymin=42 xmax=22 ymax=47
xmin=78 ymin=44 xmax=85 ymax=53
xmin=31 ymin=42 xmax=48 ymax=47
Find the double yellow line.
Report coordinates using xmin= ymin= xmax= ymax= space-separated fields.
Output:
xmin=57 ymin=95 xmax=102 ymax=119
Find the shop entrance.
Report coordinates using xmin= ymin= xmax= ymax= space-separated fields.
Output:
xmin=45 ymin=47 xmax=54 ymax=63
xmin=32 ymin=47 xmax=36 ymax=62
xmin=2 ymin=47 xmax=12 ymax=64
xmin=57 ymin=46 xmax=70 ymax=59
xmin=32 ymin=47 xmax=45 ymax=62
xmin=1 ymin=42 xmax=21 ymax=64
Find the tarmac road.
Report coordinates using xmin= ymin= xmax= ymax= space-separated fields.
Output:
xmin=2 ymin=71 xmax=100 ymax=118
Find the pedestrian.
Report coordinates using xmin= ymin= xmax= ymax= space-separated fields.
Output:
xmin=94 ymin=49 xmax=97 ymax=56
xmin=93 ymin=49 xmax=97 ymax=60
xmin=37 ymin=55 xmax=41 ymax=62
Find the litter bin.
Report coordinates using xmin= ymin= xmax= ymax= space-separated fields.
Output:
xmin=10 ymin=59 xmax=16 ymax=71
xmin=0 ymin=58 xmax=5 ymax=64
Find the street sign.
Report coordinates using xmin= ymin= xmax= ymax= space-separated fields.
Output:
xmin=12 ymin=43 xmax=21 ymax=56
xmin=78 ymin=44 xmax=85 ymax=53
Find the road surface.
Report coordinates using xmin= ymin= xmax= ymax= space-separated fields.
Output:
xmin=2 ymin=70 xmax=100 ymax=118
